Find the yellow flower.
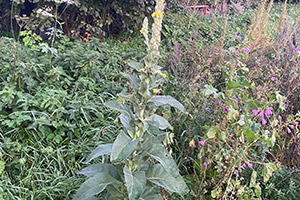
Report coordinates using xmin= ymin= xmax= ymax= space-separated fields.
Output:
xmin=189 ymin=139 xmax=195 ymax=148
xmin=153 ymin=89 xmax=160 ymax=94
xmin=152 ymin=11 xmax=163 ymax=18
xmin=160 ymin=73 xmax=166 ymax=78
xmin=140 ymin=29 xmax=145 ymax=35
xmin=140 ymin=67 xmax=146 ymax=72
xmin=154 ymin=70 xmax=160 ymax=74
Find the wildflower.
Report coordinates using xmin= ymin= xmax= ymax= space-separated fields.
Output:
xmin=233 ymin=52 xmax=237 ymax=57
xmin=140 ymin=29 xmax=145 ymax=35
xmin=271 ymin=77 xmax=276 ymax=81
xmin=278 ymin=116 xmax=282 ymax=120
xmin=152 ymin=11 xmax=163 ymax=18
xmin=252 ymin=109 xmax=259 ymax=116
xmin=296 ymin=48 xmax=299 ymax=52
xmin=222 ymin=165 xmax=227 ymax=169
xmin=230 ymin=63 xmax=234 ymax=67
xmin=146 ymin=177 xmax=149 ymax=180
xmin=203 ymin=162 xmax=207 ymax=166
xmin=216 ymin=110 xmax=219 ymax=113
xmin=189 ymin=139 xmax=195 ymax=148
xmin=290 ymin=125 xmax=294 ymax=130
xmin=241 ymin=166 xmax=245 ymax=170
xmin=223 ymin=107 xmax=228 ymax=111
xmin=258 ymin=111 xmax=264 ymax=118
xmin=294 ymin=121 xmax=299 ymax=125
xmin=287 ymin=128 xmax=291 ymax=133
xmin=160 ymin=72 xmax=167 ymax=78
xmin=234 ymin=34 xmax=240 ymax=39
xmin=262 ymin=118 xmax=267 ymax=125
xmin=233 ymin=97 xmax=239 ymax=103
xmin=240 ymin=88 xmax=243 ymax=91
xmin=229 ymin=134 xmax=233 ymax=138
xmin=245 ymin=161 xmax=253 ymax=168
xmin=218 ymin=101 xmax=223 ymax=105
xmin=199 ymin=140 xmax=205 ymax=146
xmin=235 ymin=47 xmax=239 ymax=50
xmin=243 ymin=48 xmax=250 ymax=53
xmin=153 ymin=89 xmax=160 ymax=94
xmin=261 ymin=98 xmax=265 ymax=102
xmin=265 ymin=107 xmax=273 ymax=118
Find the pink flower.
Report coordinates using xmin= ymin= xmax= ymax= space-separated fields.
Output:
xmin=252 ymin=109 xmax=259 ymax=116
xmin=233 ymin=52 xmax=237 ymax=57
xmin=294 ymin=121 xmax=299 ymax=125
xmin=235 ymin=47 xmax=238 ymax=50
xmin=296 ymin=48 xmax=299 ymax=52
xmin=223 ymin=107 xmax=228 ymax=111
xmin=199 ymin=140 xmax=205 ymax=146
xmin=245 ymin=161 xmax=253 ymax=168
xmin=261 ymin=98 xmax=265 ymax=102
xmin=241 ymin=166 xmax=245 ymax=170
xmin=240 ymin=88 xmax=243 ymax=91
xmin=287 ymin=128 xmax=291 ymax=133
xmin=222 ymin=165 xmax=227 ymax=169
xmin=230 ymin=63 xmax=234 ymax=67
xmin=290 ymin=125 xmax=294 ymax=130
xmin=265 ymin=107 xmax=273 ymax=118
xmin=229 ymin=134 xmax=233 ymax=138
xmin=258 ymin=111 xmax=264 ymax=118
xmin=218 ymin=101 xmax=223 ymax=105
xmin=271 ymin=77 xmax=276 ymax=81
xmin=234 ymin=34 xmax=239 ymax=39
xmin=203 ymin=162 xmax=207 ymax=166
xmin=262 ymin=118 xmax=267 ymax=125
xmin=243 ymin=48 xmax=250 ymax=53
xmin=233 ymin=97 xmax=239 ymax=103
xmin=278 ymin=116 xmax=282 ymax=120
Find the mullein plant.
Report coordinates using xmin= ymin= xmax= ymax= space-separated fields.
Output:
xmin=73 ymin=1 xmax=189 ymax=200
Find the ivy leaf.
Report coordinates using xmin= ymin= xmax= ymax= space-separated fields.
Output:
xmin=152 ymin=96 xmax=187 ymax=113
xmin=111 ymin=131 xmax=138 ymax=164
xmin=83 ymin=143 xmax=113 ymax=164
xmin=146 ymin=164 xmax=189 ymax=195
xmin=124 ymin=166 xmax=146 ymax=200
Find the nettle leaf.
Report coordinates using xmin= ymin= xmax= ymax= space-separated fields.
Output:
xmin=83 ymin=143 xmax=113 ymax=164
xmin=73 ymin=173 xmax=118 ymax=200
xmin=105 ymin=101 xmax=134 ymax=118
xmin=207 ymin=126 xmax=220 ymax=139
xmin=244 ymin=129 xmax=258 ymax=143
xmin=111 ymin=131 xmax=139 ymax=164
xmin=146 ymin=164 xmax=189 ymax=195
xmin=124 ymin=166 xmax=146 ymax=200
xmin=202 ymin=84 xmax=218 ymax=96
xmin=152 ymin=96 xmax=187 ymax=113
xmin=262 ymin=163 xmax=277 ymax=182
xmin=77 ymin=164 xmax=121 ymax=181
xmin=121 ymin=73 xmax=140 ymax=90
xmin=148 ymin=114 xmax=171 ymax=130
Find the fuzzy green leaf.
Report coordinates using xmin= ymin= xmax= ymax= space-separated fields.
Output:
xmin=152 ymin=96 xmax=187 ymax=113
xmin=146 ymin=164 xmax=189 ymax=195
xmin=77 ymin=164 xmax=121 ymax=181
xmin=140 ymin=186 xmax=163 ymax=200
xmin=83 ymin=143 xmax=113 ymax=164
xmin=111 ymin=131 xmax=138 ymax=164
xmin=245 ymin=129 xmax=258 ymax=143
xmin=105 ymin=101 xmax=133 ymax=118
xmin=148 ymin=114 xmax=171 ymax=130
xmin=124 ymin=166 xmax=146 ymax=200
xmin=128 ymin=61 xmax=142 ymax=71
xmin=207 ymin=126 xmax=220 ymax=139
xmin=121 ymin=73 xmax=140 ymax=90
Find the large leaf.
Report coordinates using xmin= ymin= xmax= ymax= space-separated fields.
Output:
xmin=146 ymin=164 xmax=189 ymax=195
xmin=245 ymin=129 xmax=258 ymax=143
xmin=202 ymin=84 xmax=218 ymax=96
xmin=111 ymin=131 xmax=139 ymax=164
xmin=124 ymin=166 xmax=146 ymax=200
xmin=77 ymin=164 xmax=121 ymax=181
xmin=105 ymin=101 xmax=133 ymax=118
xmin=207 ymin=126 xmax=220 ymax=139
xmin=127 ymin=61 xmax=142 ymax=71
xmin=73 ymin=173 xmax=116 ymax=200
xmin=152 ymin=96 xmax=187 ymax=113
xmin=139 ymin=186 xmax=163 ymax=200
xmin=147 ymin=114 xmax=171 ymax=130
xmin=120 ymin=114 xmax=131 ymax=131
xmin=83 ymin=143 xmax=113 ymax=164
xmin=121 ymin=73 xmax=140 ymax=90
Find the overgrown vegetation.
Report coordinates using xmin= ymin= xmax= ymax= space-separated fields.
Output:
xmin=0 ymin=0 xmax=299 ymax=200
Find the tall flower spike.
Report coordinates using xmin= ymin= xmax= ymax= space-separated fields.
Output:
xmin=141 ymin=17 xmax=149 ymax=48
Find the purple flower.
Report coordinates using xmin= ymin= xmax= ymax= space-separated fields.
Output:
xmin=271 ymin=77 xmax=276 ymax=81
xmin=262 ymin=118 xmax=267 ymax=125
xmin=222 ymin=165 xmax=227 ymax=169
xmin=265 ymin=107 xmax=273 ymax=118
xmin=234 ymin=34 xmax=239 ymax=39
xmin=199 ymin=140 xmax=205 ymax=146
xmin=230 ymin=63 xmax=234 ymax=67
xmin=243 ymin=48 xmax=250 ymax=53
xmin=216 ymin=110 xmax=219 ymax=113
xmin=294 ymin=121 xmax=299 ymax=125
xmin=146 ymin=177 xmax=149 ymax=180
xmin=233 ymin=52 xmax=237 ymax=57
xmin=235 ymin=47 xmax=239 ymax=50
xmin=252 ymin=109 xmax=259 ymax=116
xmin=203 ymin=162 xmax=207 ymax=166
xmin=278 ymin=116 xmax=282 ymax=120
xmin=241 ymin=166 xmax=245 ymax=170
xmin=290 ymin=125 xmax=294 ymax=130
xmin=229 ymin=134 xmax=233 ymax=138
xmin=258 ymin=111 xmax=264 ymax=118
xmin=240 ymin=88 xmax=243 ymax=91
xmin=218 ymin=101 xmax=223 ymax=105
xmin=245 ymin=161 xmax=253 ymax=168
xmin=223 ymin=107 xmax=229 ymax=111
xmin=296 ymin=48 xmax=299 ymax=52
xmin=234 ymin=97 xmax=239 ymax=103
xmin=287 ymin=128 xmax=291 ymax=133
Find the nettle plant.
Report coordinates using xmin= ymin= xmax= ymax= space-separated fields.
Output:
xmin=74 ymin=1 xmax=189 ymax=200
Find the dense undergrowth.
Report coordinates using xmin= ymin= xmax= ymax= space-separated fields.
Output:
xmin=0 ymin=1 xmax=300 ymax=200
